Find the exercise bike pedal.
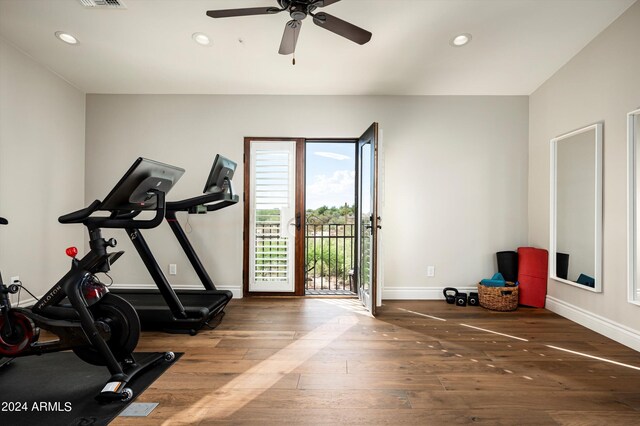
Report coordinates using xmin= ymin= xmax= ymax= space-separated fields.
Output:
xmin=97 ymin=381 xmax=133 ymax=403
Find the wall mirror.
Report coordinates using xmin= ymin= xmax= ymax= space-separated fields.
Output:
xmin=628 ymin=109 xmax=640 ymax=305
xmin=550 ymin=122 xmax=602 ymax=292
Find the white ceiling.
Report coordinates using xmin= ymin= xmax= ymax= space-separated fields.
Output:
xmin=0 ymin=0 xmax=635 ymax=95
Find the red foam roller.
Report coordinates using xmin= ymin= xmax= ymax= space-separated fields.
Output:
xmin=517 ymin=247 xmax=548 ymax=308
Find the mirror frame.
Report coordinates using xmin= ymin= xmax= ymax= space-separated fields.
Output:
xmin=549 ymin=122 xmax=603 ymax=292
xmin=628 ymin=108 xmax=640 ymax=305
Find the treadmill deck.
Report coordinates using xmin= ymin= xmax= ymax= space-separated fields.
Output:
xmin=112 ymin=289 xmax=232 ymax=334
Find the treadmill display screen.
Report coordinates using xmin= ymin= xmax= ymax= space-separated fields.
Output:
xmin=203 ymin=154 xmax=237 ymax=194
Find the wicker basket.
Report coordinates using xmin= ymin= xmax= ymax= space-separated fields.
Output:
xmin=478 ymin=283 xmax=518 ymax=311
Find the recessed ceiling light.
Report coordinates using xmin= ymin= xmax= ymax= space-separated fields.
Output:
xmin=450 ymin=33 xmax=472 ymax=47
xmin=192 ymin=32 xmax=211 ymax=46
xmin=55 ymin=31 xmax=78 ymax=45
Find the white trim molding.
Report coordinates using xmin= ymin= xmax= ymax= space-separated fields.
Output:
xmin=628 ymin=108 xmax=640 ymax=305
xmin=546 ymin=295 xmax=640 ymax=352
xmin=383 ymin=286 xmax=477 ymax=300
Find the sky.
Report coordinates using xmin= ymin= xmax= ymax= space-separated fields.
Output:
xmin=306 ymin=143 xmax=356 ymax=209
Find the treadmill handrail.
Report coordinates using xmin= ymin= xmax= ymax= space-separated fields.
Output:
xmin=166 ymin=191 xmax=238 ymax=212
xmin=205 ymin=197 xmax=239 ymax=213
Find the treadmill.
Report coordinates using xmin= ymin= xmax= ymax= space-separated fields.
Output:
xmin=112 ymin=155 xmax=239 ymax=335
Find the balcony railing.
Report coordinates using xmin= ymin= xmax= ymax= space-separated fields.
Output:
xmin=305 ymin=223 xmax=355 ymax=294
xmin=253 ymin=217 xmax=356 ymax=294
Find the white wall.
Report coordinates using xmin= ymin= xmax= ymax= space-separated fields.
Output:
xmin=0 ymin=37 xmax=86 ymax=303
xmin=529 ymin=2 xmax=640 ymax=349
xmin=85 ymin=95 xmax=529 ymax=298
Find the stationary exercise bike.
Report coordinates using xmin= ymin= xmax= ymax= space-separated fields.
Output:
xmin=0 ymin=157 xmax=185 ymax=402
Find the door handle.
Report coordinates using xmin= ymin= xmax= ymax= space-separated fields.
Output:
xmin=287 ymin=213 xmax=302 ymax=232
xmin=365 ymin=216 xmax=381 ymax=230
xmin=364 ymin=215 xmax=373 ymax=232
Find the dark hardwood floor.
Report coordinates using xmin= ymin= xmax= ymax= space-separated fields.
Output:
xmin=114 ymin=299 xmax=640 ymax=425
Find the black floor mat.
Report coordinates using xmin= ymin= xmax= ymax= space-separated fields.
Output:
xmin=0 ymin=352 xmax=181 ymax=426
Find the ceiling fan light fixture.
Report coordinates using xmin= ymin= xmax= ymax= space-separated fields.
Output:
xmin=55 ymin=31 xmax=78 ymax=45
xmin=450 ymin=33 xmax=472 ymax=47
xmin=192 ymin=32 xmax=211 ymax=46
xmin=291 ymin=10 xmax=307 ymax=20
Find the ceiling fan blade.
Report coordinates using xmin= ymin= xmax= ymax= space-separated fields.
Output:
xmin=312 ymin=0 xmax=342 ymax=7
xmin=279 ymin=20 xmax=302 ymax=55
xmin=206 ymin=7 xmax=282 ymax=19
xmin=312 ymin=12 xmax=371 ymax=45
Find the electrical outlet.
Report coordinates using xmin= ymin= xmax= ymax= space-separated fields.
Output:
xmin=11 ymin=276 xmax=20 ymax=283
xmin=169 ymin=264 xmax=177 ymax=275
xmin=427 ymin=266 xmax=435 ymax=277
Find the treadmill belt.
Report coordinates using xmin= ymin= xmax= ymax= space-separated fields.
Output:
xmin=112 ymin=289 xmax=232 ymax=334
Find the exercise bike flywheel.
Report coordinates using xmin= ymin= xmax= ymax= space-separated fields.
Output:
xmin=0 ymin=311 xmax=38 ymax=356
xmin=72 ymin=293 xmax=141 ymax=366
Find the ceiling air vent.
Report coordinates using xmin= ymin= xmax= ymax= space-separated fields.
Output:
xmin=78 ymin=0 xmax=126 ymax=9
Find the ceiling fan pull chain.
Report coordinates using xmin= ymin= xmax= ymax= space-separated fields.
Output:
xmin=292 ymin=25 xmax=296 ymax=65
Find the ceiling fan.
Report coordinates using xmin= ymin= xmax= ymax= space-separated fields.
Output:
xmin=206 ymin=0 xmax=372 ymax=58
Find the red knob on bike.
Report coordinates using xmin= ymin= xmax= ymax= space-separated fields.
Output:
xmin=66 ymin=246 xmax=78 ymax=258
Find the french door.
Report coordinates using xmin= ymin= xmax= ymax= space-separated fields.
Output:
xmin=243 ymin=138 xmax=305 ymax=295
xmin=356 ymin=123 xmax=379 ymax=315
xmin=243 ymin=124 xmax=380 ymax=315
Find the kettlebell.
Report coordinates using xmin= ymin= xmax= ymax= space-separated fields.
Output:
xmin=443 ymin=287 xmax=458 ymax=304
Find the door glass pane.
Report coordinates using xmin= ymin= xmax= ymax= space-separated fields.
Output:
xmin=359 ymin=143 xmax=372 ymax=296
xmin=250 ymin=142 xmax=296 ymax=292
xmin=355 ymin=123 xmax=379 ymax=314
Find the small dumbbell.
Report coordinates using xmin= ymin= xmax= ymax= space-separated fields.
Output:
xmin=455 ymin=292 xmax=468 ymax=307
xmin=468 ymin=292 xmax=479 ymax=306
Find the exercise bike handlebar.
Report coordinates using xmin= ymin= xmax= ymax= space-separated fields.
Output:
xmin=58 ymin=200 xmax=102 ymax=224
xmin=111 ymin=210 xmax=142 ymax=220
xmin=59 ymin=191 xmax=167 ymax=230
